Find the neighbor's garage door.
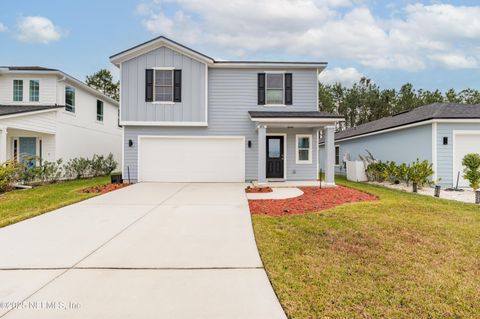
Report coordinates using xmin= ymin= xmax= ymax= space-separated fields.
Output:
xmin=138 ymin=136 xmax=245 ymax=182
xmin=454 ymin=132 xmax=480 ymax=187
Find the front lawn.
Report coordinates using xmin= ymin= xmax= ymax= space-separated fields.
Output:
xmin=0 ymin=176 xmax=110 ymax=228
xmin=252 ymin=177 xmax=480 ymax=319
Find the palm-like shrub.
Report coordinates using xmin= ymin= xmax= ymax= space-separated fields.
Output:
xmin=462 ymin=153 xmax=480 ymax=190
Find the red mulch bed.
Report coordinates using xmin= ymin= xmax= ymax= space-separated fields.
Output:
xmin=245 ymin=186 xmax=273 ymax=193
xmin=248 ymin=186 xmax=377 ymax=216
xmin=81 ymin=183 xmax=130 ymax=194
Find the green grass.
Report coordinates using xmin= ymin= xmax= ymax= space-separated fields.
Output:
xmin=0 ymin=176 xmax=109 ymax=228
xmin=252 ymin=177 xmax=480 ymax=319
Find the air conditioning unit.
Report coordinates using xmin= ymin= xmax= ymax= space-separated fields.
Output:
xmin=346 ymin=161 xmax=368 ymax=182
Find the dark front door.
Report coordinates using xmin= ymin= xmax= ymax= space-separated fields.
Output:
xmin=266 ymin=136 xmax=284 ymax=178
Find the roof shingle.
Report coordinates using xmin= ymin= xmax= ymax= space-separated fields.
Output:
xmin=0 ymin=105 xmax=64 ymax=117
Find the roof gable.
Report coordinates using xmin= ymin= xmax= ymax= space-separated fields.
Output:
xmin=110 ymin=36 xmax=214 ymax=66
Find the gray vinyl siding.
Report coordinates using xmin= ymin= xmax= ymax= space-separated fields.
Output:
xmin=436 ymin=122 xmax=480 ymax=187
xmin=121 ymin=46 xmax=206 ymax=122
xmin=319 ymin=124 xmax=432 ymax=175
xmin=123 ymin=67 xmax=319 ymax=181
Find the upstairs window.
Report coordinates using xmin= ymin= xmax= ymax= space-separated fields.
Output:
xmin=29 ymin=80 xmax=39 ymax=102
xmin=97 ymin=100 xmax=104 ymax=122
xmin=154 ymin=69 xmax=173 ymax=102
xmin=65 ymin=86 xmax=75 ymax=113
xmin=266 ymin=73 xmax=284 ymax=105
xmin=13 ymin=80 xmax=23 ymax=102
xmin=145 ymin=69 xmax=181 ymax=103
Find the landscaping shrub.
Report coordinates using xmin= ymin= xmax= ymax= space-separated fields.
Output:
xmin=65 ymin=157 xmax=91 ymax=179
xmin=462 ymin=153 xmax=480 ymax=190
xmin=383 ymin=161 xmax=398 ymax=184
xmin=409 ymin=158 xmax=434 ymax=189
xmin=396 ymin=163 xmax=412 ymax=186
xmin=0 ymin=160 xmax=22 ymax=192
xmin=366 ymin=162 xmax=387 ymax=182
xmin=37 ymin=159 xmax=63 ymax=182
xmin=102 ymin=153 xmax=117 ymax=176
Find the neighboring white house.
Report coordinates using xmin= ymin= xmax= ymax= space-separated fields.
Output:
xmin=0 ymin=66 xmax=122 ymax=168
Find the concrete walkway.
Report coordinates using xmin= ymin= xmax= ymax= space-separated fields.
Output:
xmin=0 ymin=183 xmax=286 ymax=319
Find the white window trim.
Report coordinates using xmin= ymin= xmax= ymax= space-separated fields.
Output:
xmin=29 ymin=79 xmax=40 ymax=102
xmin=153 ymin=69 xmax=174 ymax=103
xmin=265 ymin=72 xmax=285 ymax=106
xmin=96 ymin=99 xmax=104 ymax=122
xmin=65 ymin=85 xmax=76 ymax=113
xmin=13 ymin=79 xmax=24 ymax=102
xmin=296 ymin=134 xmax=312 ymax=164
xmin=335 ymin=145 xmax=340 ymax=166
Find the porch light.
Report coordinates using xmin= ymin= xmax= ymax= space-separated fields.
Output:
xmin=128 ymin=139 xmax=134 ymax=147
xmin=248 ymin=140 xmax=252 ymax=148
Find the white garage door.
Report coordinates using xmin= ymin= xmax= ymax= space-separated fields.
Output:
xmin=454 ymin=133 xmax=480 ymax=187
xmin=138 ymin=136 xmax=245 ymax=182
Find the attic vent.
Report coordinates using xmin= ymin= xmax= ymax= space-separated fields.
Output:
xmin=392 ymin=110 xmax=410 ymax=116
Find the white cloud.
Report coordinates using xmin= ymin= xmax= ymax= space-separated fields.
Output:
xmin=0 ymin=22 xmax=6 ymax=32
xmin=318 ymin=67 xmax=364 ymax=86
xmin=17 ymin=16 xmax=62 ymax=44
xmin=136 ymin=1 xmax=480 ymax=70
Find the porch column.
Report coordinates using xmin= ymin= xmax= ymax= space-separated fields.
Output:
xmin=323 ymin=125 xmax=335 ymax=186
xmin=257 ymin=124 xmax=267 ymax=184
xmin=0 ymin=127 xmax=6 ymax=163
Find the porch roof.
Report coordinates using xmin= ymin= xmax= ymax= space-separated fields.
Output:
xmin=249 ymin=111 xmax=344 ymax=126
xmin=0 ymin=105 xmax=64 ymax=117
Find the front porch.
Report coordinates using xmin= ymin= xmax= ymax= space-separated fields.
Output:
xmin=249 ymin=111 xmax=343 ymax=186
xmin=0 ymin=127 xmax=55 ymax=164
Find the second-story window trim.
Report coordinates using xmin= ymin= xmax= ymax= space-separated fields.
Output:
xmin=13 ymin=80 xmax=23 ymax=102
xmin=154 ymin=68 xmax=174 ymax=103
xmin=265 ymin=72 xmax=285 ymax=105
xmin=65 ymin=86 xmax=75 ymax=113
xmin=29 ymin=80 xmax=40 ymax=102
xmin=97 ymin=100 xmax=104 ymax=122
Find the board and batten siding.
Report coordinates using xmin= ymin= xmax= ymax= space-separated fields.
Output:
xmin=319 ymin=124 xmax=432 ymax=175
xmin=121 ymin=46 xmax=207 ymax=123
xmin=436 ymin=123 xmax=480 ymax=187
xmin=123 ymin=67 xmax=319 ymax=181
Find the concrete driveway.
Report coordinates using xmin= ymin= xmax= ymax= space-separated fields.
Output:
xmin=0 ymin=183 xmax=286 ymax=319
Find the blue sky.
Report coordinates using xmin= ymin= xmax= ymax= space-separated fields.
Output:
xmin=1 ymin=0 xmax=479 ymax=91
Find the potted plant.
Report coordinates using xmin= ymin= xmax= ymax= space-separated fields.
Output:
xmin=462 ymin=153 xmax=480 ymax=203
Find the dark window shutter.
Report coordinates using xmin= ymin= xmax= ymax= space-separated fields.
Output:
xmin=145 ymin=69 xmax=153 ymax=102
xmin=258 ymin=73 xmax=265 ymax=105
xmin=173 ymin=70 xmax=182 ymax=102
xmin=285 ymin=73 xmax=293 ymax=105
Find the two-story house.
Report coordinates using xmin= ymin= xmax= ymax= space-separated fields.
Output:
xmin=110 ymin=36 xmax=342 ymax=184
xmin=0 ymin=66 xmax=122 ymax=166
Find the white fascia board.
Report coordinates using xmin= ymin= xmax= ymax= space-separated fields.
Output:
xmin=211 ymin=63 xmax=327 ymax=70
xmin=110 ymin=39 xmax=214 ymax=66
xmin=120 ymin=121 xmax=208 ymax=127
xmin=0 ymin=108 xmax=60 ymax=120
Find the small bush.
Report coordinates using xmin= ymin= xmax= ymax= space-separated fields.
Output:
xmin=383 ymin=161 xmax=398 ymax=184
xmin=38 ymin=159 xmax=63 ymax=182
xmin=396 ymin=163 xmax=412 ymax=186
xmin=410 ymin=158 xmax=434 ymax=188
xmin=65 ymin=157 xmax=91 ymax=179
xmin=103 ymin=153 xmax=117 ymax=175
xmin=0 ymin=160 xmax=22 ymax=192
xmin=462 ymin=153 xmax=480 ymax=190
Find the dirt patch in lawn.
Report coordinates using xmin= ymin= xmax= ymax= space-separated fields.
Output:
xmin=81 ymin=183 xmax=130 ymax=194
xmin=249 ymin=186 xmax=377 ymax=216
xmin=245 ymin=186 xmax=273 ymax=193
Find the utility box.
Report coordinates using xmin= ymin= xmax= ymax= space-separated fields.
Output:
xmin=346 ymin=161 xmax=368 ymax=182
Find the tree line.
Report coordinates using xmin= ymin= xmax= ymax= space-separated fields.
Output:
xmin=318 ymin=78 xmax=480 ymax=129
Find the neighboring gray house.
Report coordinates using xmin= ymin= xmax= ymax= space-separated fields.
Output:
xmin=319 ymin=103 xmax=480 ymax=188
xmin=110 ymin=36 xmax=343 ymax=184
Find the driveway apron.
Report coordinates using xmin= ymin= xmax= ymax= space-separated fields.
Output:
xmin=0 ymin=183 xmax=286 ymax=319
